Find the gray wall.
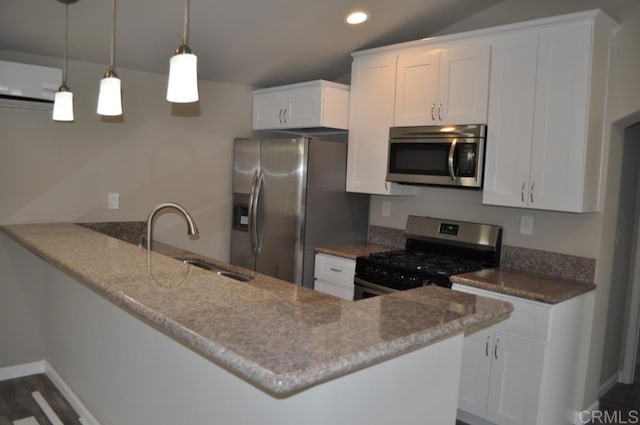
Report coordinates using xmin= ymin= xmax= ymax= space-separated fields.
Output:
xmin=0 ymin=50 xmax=253 ymax=261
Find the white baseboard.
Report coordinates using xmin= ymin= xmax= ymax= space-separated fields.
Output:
xmin=44 ymin=361 xmax=101 ymax=425
xmin=0 ymin=360 xmax=100 ymax=425
xmin=598 ymin=372 xmax=619 ymax=397
xmin=0 ymin=361 xmax=45 ymax=381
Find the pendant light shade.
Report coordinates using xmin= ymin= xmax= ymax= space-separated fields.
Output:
xmin=167 ymin=0 xmax=199 ymax=103
xmin=97 ymin=70 xmax=122 ymax=116
xmin=53 ymin=0 xmax=78 ymax=122
xmin=97 ymin=0 xmax=123 ymax=116
xmin=53 ymin=87 xmax=74 ymax=121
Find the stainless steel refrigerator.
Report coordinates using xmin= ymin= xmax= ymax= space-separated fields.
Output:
xmin=231 ymin=137 xmax=369 ymax=288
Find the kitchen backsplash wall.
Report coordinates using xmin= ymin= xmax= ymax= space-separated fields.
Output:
xmin=369 ymin=187 xmax=602 ymax=260
xmin=369 ymin=224 xmax=596 ymax=282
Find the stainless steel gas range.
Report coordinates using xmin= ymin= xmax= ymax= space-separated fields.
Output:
xmin=354 ymin=216 xmax=502 ymax=300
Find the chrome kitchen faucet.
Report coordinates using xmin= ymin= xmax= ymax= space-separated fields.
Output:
xmin=145 ymin=202 xmax=199 ymax=250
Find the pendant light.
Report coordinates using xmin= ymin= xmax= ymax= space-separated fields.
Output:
xmin=53 ymin=0 xmax=78 ymax=122
xmin=97 ymin=0 xmax=122 ymax=116
xmin=167 ymin=0 xmax=199 ymax=103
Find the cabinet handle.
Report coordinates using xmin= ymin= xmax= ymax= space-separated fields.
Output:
xmin=279 ymin=109 xmax=283 ymax=125
xmin=521 ymin=181 xmax=526 ymax=203
xmin=485 ymin=338 xmax=490 ymax=357
xmin=329 ymin=268 xmax=342 ymax=273
xmin=385 ymin=181 xmax=389 ymax=191
xmin=438 ymin=103 xmax=443 ymax=121
xmin=283 ymin=108 xmax=288 ymax=125
xmin=431 ymin=103 xmax=436 ymax=121
xmin=530 ymin=182 xmax=535 ymax=203
xmin=494 ymin=338 xmax=500 ymax=360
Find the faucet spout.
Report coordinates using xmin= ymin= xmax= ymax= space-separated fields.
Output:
xmin=146 ymin=202 xmax=199 ymax=250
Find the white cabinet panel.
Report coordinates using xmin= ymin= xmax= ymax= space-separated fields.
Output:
xmin=394 ymin=44 xmax=490 ymax=126
xmin=454 ymin=282 xmax=589 ymax=425
xmin=252 ymin=80 xmax=349 ymax=131
xmin=528 ymin=22 xmax=592 ymax=211
xmin=483 ymin=14 xmax=614 ymax=212
xmin=439 ymin=44 xmax=491 ymax=125
xmin=481 ymin=30 xmax=538 ymax=208
xmin=486 ymin=332 xmax=545 ymax=425
xmin=394 ymin=51 xmax=440 ymax=125
xmin=313 ymin=253 xmax=355 ymax=300
xmin=346 ymin=53 xmax=416 ymax=195
xmin=458 ymin=328 xmax=493 ymax=418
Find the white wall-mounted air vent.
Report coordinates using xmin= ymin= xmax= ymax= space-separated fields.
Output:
xmin=0 ymin=60 xmax=62 ymax=111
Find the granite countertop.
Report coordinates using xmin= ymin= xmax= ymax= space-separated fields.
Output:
xmin=451 ymin=268 xmax=596 ymax=304
xmin=1 ymin=223 xmax=512 ymax=396
xmin=315 ymin=243 xmax=393 ymax=260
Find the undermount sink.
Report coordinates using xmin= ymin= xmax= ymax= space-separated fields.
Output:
xmin=177 ymin=257 xmax=252 ymax=282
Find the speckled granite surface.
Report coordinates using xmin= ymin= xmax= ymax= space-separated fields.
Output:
xmin=368 ymin=225 xmax=406 ymax=249
xmin=500 ymin=245 xmax=596 ymax=283
xmin=77 ymin=221 xmax=146 ymax=246
xmin=1 ymin=223 xmax=512 ymax=396
xmin=315 ymin=244 xmax=393 ymax=260
xmin=451 ymin=268 xmax=595 ymax=304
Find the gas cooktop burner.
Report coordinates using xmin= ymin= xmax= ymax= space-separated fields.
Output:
xmin=354 ymin=216 xmax=502 ymax=297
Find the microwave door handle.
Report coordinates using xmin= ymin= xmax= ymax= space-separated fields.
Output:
xmin=448 ymin=139 xmax=457 ymax=181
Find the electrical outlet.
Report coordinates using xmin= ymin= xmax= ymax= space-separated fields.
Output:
xmin=520 ymin=215 xmax=533 ymax=235
xmin=382 ymin=201 xmax=391 ymax=217
xmin=108 ymin=192 xmax=119 ymax=210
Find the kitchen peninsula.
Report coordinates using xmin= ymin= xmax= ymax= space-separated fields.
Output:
xmin=0 ymin=224 xmax=512 ymax=425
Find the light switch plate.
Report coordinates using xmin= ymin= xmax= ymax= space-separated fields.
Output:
xmin=108 ymin=192 xmax=119 ymax=210
xmin=382 ymin=201 xmax=391 ymax=217
xmin=520 ymin=215 xmax=533 ymax=235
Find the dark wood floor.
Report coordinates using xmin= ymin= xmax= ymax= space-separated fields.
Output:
xmin=0 ymin=374 xmax=82 ymax=425
xmin=596 ymin=355 xmax=640 ymax=423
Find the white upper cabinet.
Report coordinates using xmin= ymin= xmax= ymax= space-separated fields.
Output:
xmin=252 ymin=80 xmax=350 ymax=131
xmin=483 ymin=12 xmax=617 ymax=212
xmin=395 ymin=44 xmax=491 ymax=126
xmin=346 ymin=53 xmax=416 ymax=195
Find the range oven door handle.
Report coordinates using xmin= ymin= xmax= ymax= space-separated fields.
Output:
xmin=354 ymin=277 xmax=398 ymax=299
xmin=447 ymin=139 xmax=457 ymax=181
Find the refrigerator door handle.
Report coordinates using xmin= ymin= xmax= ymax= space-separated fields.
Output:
xmin=253 ymin=171 xmax=265 ymax=255
xmin=248 ymin=171 xmax=259 ymax=255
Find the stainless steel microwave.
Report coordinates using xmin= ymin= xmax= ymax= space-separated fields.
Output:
xmin=387 ymin=124 xmax=487 ymax=188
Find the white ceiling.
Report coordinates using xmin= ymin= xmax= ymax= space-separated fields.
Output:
xmin=0 ymin=0 xmax=503 ymax=88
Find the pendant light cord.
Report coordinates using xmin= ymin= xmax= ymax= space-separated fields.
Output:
xmin=63 ymin=3 xmax=69 ymax=84
xmin=183 ymin=0 xmax=189 ymax=46
xmin=109 ymin=0 xmax=116 ymax=70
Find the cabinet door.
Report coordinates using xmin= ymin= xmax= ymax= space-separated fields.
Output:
xmin=458 ymin=328 xmax=493 ymax=418
xmin=286 ymin=86 xmax=321 ymax=128
xmin=252 ymin=91 xmax=285 ymax=129
xmin=439 ymin=44 xmax=491 ymax=125
xmin=486 ymin=332 xmax=545 ymax=425
xmin=346 ymin=53 xmax=415 ymax=195
xmin=394 ymin=50 xmax=440 ymax=126
xmin=528 ymin=22 xmax=592 ymax=212
xmin=482 ymin=31 xmax=538 ymax=208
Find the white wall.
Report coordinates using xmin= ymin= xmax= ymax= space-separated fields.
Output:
xmin=0 ymin=50 xmax=253 ymax=261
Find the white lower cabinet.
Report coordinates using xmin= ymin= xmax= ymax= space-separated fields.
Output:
xmin=453 ymin=283 xmax=589 ymax=425
xmin=313 ymin=253 xmax=356 ymax=300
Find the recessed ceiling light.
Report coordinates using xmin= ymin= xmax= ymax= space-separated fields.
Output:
xmin=346 ymin=11 xmax=368 ymax=25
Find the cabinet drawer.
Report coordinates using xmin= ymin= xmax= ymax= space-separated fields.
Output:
xmin=314 ymin=279 xmax=354 ymax=301
xmin=314 ymin=253 xmax=356 ymax=286
xmin=453 ymin=283 xmax=551 ymax=342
